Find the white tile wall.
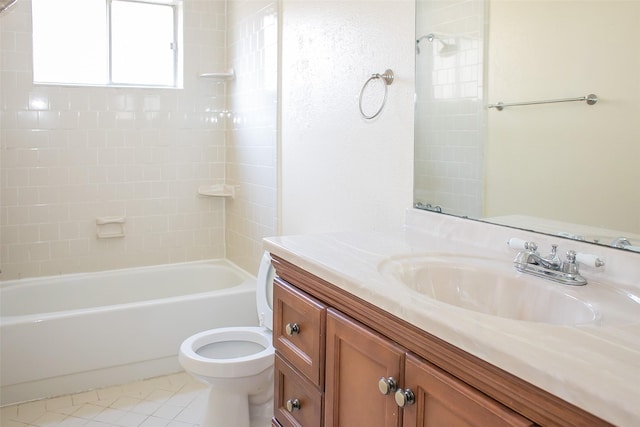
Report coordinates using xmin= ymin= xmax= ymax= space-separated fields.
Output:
xmin=414 ymin=0 xmax=485 ymax=217
xmin=225 ymin=0 xmax=278 ymax=274
xmin=0 ymin=0 xmax=233 ymax=280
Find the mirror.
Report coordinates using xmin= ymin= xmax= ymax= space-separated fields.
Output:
xmin=0 ymin=0 xmax=17 ymax=14
xmin=414 ymin=0 xmax=640 ymax=253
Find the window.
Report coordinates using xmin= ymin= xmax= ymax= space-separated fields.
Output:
xmin=32 ymin=0 xmax=181 ymax=88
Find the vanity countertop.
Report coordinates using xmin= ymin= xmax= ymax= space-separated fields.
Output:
xmin=263 ymin=210 xmax=640 ymax=427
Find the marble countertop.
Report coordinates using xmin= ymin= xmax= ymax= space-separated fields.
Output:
xmin=264 ymin=210 xmax=640 ymax=427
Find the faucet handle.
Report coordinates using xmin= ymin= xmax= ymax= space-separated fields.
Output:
xmin=567 ymin=251 xmax=604 ymax=268
xmin=507 ymin=238 xmax=537 ymax=252
xmin=562 ymin=250 xmax=580 ymax=275
xmin=565 ymin=250 xmax=576 ymax=263
xmin=575 ymin=252 xmax=605 ymax=268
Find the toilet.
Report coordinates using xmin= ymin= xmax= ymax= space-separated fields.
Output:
xmin=179 ymin=252 xmax=275 ymax=427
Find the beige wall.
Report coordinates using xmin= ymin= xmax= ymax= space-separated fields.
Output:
xmin=486 ymin=0 xmax=640 ymax=234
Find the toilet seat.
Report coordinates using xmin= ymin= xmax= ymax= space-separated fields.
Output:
xmin=179 ymin=252 xmax=276 ymax=379
xmin=179 ymin=326 xmax=273 ymax=378
xmin=256 ymin=251 xmax=274 ymax=330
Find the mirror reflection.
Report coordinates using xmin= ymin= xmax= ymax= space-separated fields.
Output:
xmin=414 ymin=0 xmax=640 ymax=252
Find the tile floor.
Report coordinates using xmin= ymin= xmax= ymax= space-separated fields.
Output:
xmin=0 ymin=373 xmax=208 ymax=427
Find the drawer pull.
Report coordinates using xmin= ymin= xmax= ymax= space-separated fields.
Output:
xmin=285 ymin=322 xmax=300 ymax=336
xmin=395 ymin=388 xmax=415 ymax=407
xmin=378 ymin=377 xmax=397 ymax=395
xmin=286 ymin=398 xmax=301 ymax=412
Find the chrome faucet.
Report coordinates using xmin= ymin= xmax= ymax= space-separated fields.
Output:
xmin=516 ymin=243 xmax=562 ymax=270
xmin=508 ymin=238 xmax=604 ymax=286
xmin=611 ymin=237 xmax=631 ymax=248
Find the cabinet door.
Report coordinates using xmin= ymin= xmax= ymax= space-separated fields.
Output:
xmin=401 ymin=353 xmax=534 ymax=427
xmin=325 ymin=309 xmax=404 ymax=427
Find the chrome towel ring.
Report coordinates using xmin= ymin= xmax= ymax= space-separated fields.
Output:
xmin=359 ymin=69 xmax=394 ymax=120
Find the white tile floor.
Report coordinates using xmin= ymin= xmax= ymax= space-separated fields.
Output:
xmin=0 ymin=373 xmax=208 ymax=427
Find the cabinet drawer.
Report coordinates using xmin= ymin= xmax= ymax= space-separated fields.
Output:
xmin=274 ymin=279 xmax=326 ymax=387
xmin=275 ymin=354 xmax=323 ymax=427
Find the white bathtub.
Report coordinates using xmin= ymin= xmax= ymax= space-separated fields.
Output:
xmin=0 ymin=259 xmax=259 ymax=406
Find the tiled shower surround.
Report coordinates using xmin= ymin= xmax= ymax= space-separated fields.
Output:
xmin=0 ymin=0 xmax=278 ymax=279
xmin=225 ymin=0 xmax=278 ymax=274
xmin=414 ymin=0 xmax=485 ymax=218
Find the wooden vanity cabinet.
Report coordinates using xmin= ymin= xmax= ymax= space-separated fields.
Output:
xmin=270 ymin=255 xmax=613 ymax=427
xmin=275 ymin=354 xmax=324 ymax=427
xmin=325 ymin=308 xmax=532 ymax=427
xmin=325 ymin=308 xmax=404 ymax=426
xmin=401 ymin=353 xmax=533 ymax=426
xmin=273 ymin=278 xmax=326 ymax=427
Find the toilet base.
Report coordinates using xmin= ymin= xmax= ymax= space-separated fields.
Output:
xmin=198 ymin=380 xmax=274 ymax=427
xmin=249 ymin=387 xmax=274 ymax=427
xmin=203 ymin=388 xmax=250 ymax=427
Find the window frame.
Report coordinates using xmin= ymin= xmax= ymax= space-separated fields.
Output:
xmin=32 ymin=0 xmax=183 ymax=89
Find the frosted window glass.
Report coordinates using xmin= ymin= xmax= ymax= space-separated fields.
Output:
xmin=111 ymin=1 xmax=175 ymax=86
xmin=32 ymin=0 xmax=108 ymax=85
xmin=32 ymin=0 xmax=179 ymax=87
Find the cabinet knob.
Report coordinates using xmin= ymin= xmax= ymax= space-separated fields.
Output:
xmin=285 ymin=322 xmax=300 ymax=336
xmin=286 ymin=398 xmax=301 ymax=412
xmin=378 ymin=377 xmax=398 ymax=395
xmin=394 ymin=388 xmax=415 ymax=407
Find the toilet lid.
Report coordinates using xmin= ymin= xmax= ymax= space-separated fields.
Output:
xmin=256 ymin=251 xmax=275 ymax=330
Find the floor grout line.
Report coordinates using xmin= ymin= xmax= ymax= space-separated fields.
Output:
xmin=0 ymin=373 xmax=207 ymax=427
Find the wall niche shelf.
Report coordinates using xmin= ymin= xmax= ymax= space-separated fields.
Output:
xmin=198 ymin=69 xmax=235 ymax=81
xmin=197 ymin=184 xmax=236 ymax=198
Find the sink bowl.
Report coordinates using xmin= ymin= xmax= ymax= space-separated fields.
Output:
xmin=379 ymin=254 xmax=599 ymax=325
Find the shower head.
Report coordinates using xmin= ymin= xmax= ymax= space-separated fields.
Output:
xmin=415 ymin=35 xmax=430 ymax=55
xmin=0 ymin=0 xmax=18 ymax=15
xmin=416 ymin=33 xmax=458 ymax=57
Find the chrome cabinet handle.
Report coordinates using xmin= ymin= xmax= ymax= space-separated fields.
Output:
xmin=395 ymin=388 xmax=415 ymax=407
xmin=286 ymin=398 xmax=301 ymax=412
xmin=378 ymin=377 xmax=398 ymax=395
xmin=285 ymin=322 xmax=300 ymax=336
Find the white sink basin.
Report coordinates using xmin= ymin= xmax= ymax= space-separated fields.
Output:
xmin=379 ymin=254 xmax=603 ymax=325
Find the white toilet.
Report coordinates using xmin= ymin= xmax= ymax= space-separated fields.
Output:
xmin=179 ymin=252 xmax=275 ymax=427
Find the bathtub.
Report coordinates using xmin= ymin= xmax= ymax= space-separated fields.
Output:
xmin=0 ymin=259 xmax=259 ymax=406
